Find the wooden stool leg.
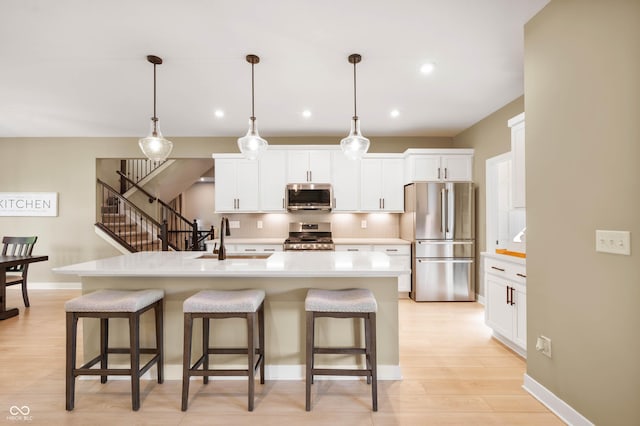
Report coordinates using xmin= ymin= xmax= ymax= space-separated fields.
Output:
xmin=305 ymin=311 xmax=314 ymax=411
xmin=202 ymin=317 xmax=210 ymax=385
xmin=155 ymin=300 xmax=164 ymax=384
xmin=65 ymin=312 xmax=78 ymax=411
xmin=247 ymin=312 xmax=256 ymax=411
xmin=181 ymin=313 xmax=193 ymax=412
xmin=129 ymin=313 xmax=141 ymax=411
xmin=100 ymin=318 xmax=109 ymax=384
xmin=369 ymin=312 xmax=378 ymax=412
xmin=258 ymin=303 xmax=265 ymax=384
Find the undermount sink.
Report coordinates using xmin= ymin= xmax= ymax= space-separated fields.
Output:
xmin=196 ymin=254 xmax=272 ymax=260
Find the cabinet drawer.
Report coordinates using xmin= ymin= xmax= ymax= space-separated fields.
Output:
xmin=484 ymin=257 xmax=526 ymax=284
xmin=335 ymin=245 xmax=372 ymax=252
xmin=234 ymin=244 xmax=283 ymax=254
xmin=373 ymin=245 xmax=410 ymax=256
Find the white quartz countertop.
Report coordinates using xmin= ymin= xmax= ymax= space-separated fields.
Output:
xmin=333 ymin=238 xmax=411 ymax=245
xmin=53 ymin=251 xmax=410 ymax=278
xmin=481 ymin=251 xmax=526 ymax=266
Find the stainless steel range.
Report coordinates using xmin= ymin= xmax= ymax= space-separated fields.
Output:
xmin=283 ymin=222 xmax=335 ymax=251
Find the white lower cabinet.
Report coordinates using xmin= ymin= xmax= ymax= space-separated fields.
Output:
xmin=484 ymin=255 xmax=527 ymax=356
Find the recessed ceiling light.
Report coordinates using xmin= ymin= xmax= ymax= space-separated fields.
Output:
xmin=390 ymin=109 xmax=400 ymax=118
xmin=302 ymin=110 xmax=312 ymax=118
xmin=214 ymin=109 xmax=225 ymax=118
xmin=420 ymin=63 xmax=435 ymax=74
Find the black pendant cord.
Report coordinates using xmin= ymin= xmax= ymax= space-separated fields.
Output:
xmin=251 ymin=61 xmax=256 ymax=124
xmin=352 ymin=59 xmax=358 ymax=120
xmin=152 ymin=63 xmax=158 ymax=134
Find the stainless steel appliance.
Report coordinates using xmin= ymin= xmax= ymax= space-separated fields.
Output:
xmin=286 ymin=183 xmax=333 ymax=212
xmin=284 ymin=222 xmax=335 ymax=251
xmin=400 ymin=182 xmax=475 ymax=301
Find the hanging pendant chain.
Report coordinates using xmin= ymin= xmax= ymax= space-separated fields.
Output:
xmin=251 ymin=62 xmax=256 ymax=122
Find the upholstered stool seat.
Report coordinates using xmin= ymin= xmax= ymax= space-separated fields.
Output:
xmin=305 ymin=288 xmax=378 ymax=411
xmin=65 ymin=289 xmax=164 ymax=411
xmin=181 ymin=289 xmax=266 ymax=412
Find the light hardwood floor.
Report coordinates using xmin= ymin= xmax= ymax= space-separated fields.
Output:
xmin=0 ymin=289 xmax=563 ymax=425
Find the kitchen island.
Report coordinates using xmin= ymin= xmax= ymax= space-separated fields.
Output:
xmin=54 ymin=251 xmax=409 ymax=380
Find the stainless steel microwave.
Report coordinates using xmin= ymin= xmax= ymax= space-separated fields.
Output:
xmin=285 ymin=183 xmax=333 ymax=211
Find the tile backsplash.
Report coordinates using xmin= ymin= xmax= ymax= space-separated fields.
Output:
xmin=208 ymin=212 xmax=400 ymax=239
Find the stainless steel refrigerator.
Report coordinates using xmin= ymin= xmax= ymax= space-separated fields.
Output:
xmin=400 ymin=182 xmax=475 ymax=301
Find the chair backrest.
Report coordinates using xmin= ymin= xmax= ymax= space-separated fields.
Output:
xmin=2 ymin=236 xmax=37 ymax=272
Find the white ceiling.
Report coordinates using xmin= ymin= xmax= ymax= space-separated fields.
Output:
xmin=0 ymin=0 xmax=548 ymax=139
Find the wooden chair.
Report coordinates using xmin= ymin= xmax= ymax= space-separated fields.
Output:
xmin=2 ymin=236 xmax=38 ymax=307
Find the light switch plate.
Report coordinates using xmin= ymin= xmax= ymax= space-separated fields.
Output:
xmin=595 ymin=230 xmax=631 ymax=255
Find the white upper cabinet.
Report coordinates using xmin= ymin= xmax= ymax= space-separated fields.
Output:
xmin=331 ymin=151 xmax=360 ymax=211
xmin=214 ymin=157 xmax=259 ymax=212
xmin=287 ymin=150 xmax=332 ymax=183
xmin=404 ymin=150 xmax=473 ymax=183
xmin=259 ymin=150 xmax=287 ymax=212
xmin=360 ymin=157 xmax=404 ymax=212
xmin=508 ymin=113 xmax=525 ymax=208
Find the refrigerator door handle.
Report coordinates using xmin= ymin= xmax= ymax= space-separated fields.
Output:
xmin=445 ymin=188 xmax=450 ymax=234
xmin=440 ymin=188 xmax=446 ymax=233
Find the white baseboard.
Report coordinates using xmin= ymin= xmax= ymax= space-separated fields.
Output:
xmin=82 ymin=364 xmax=403 ymax=381
xmin=476 ymin=294 xmax=485 ymax=305
xmin=9 ymin=282 xmax=81 ymax=290
xmin=523 ymin=374 xmax=594 ymax=426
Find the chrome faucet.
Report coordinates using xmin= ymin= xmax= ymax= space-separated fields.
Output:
xmin=218 ymin=217 xmax=231 ymax=260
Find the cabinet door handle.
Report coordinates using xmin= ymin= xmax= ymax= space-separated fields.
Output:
xmin=245 ymin=248 xmax=256 ymax=252
xmin=437 ymin=167 xmax=441 ymax=180
xmin=382 ymin=198 xmax=385 ymax=209
xmin=282 ymin=198 xmax=285 ymax=209
xmin=347 ymin=248 xmax=359 ymax=252
xmin=310 ymin=170 xmax=312 ymax=181
xmin=264 ymin=248 xmax=275 ymax=252
xmin=444 ymin=167 xmax=448 ymax=179
xmin=516 ymin=273 xmax=527 ymax=278
xmin=386 ymin=249 xmax=398 ymax=252
xmin=491 ymin=266 xmax=505 ymax=272
xmin=510 ymin=287 xmax=516 ymax=305
xmin=237 ymin=199 xmax=240 ymax=209
xmin=506 ymin=286 xmax=510 ymax=304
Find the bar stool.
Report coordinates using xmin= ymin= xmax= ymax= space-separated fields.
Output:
xmin=181 ymin=289 xmax=265 ymax=411
xmin=65 ymin=289 xmax=164 ymax=411
xmin=305 ymin=288 xmax=378 ymax=411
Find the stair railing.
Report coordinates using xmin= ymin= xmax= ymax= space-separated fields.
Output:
xmin=96 ymin=179 xmax=170 ymax=252
xmin=116 ymin=171 xmax=206 ymax=251
xmin=119 ymin=159 xmax=166 ymax=194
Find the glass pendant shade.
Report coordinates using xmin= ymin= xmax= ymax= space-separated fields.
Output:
xmin=237 ymin=118 xmax=268 ymax=160
xmin=340 ymin=117 xmax=370 ymax=160
xmin=139 ymin=118 xmax=173 ymax=162
xmin=341 ymin=53 xmax=369 ymax=160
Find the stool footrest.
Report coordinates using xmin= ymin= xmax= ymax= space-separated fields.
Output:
xmin=314 ymin=347 xmax=367 ymax=355
xmin=311 ymin=368 xmax=371 ymax=377
xmin=206 ymin=347 xmax=259 ymax=355
xmin=188 ymin=354 xmax=264 ymax=376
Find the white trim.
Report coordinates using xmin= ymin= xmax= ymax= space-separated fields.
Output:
xmin=83 ymin=364 xmax=402 ymax=381
xmin=7 ymin=282 xmax=81 ymax=290
xmin=475 ymin=294 xmax=485 ymax=305
xmin=94 ymin=226 xmax=132 ymax=254
xmin=492 ymin=332 xmax=527 ymax=358
xmin=523 ymin=374 xmax=594 ymax=426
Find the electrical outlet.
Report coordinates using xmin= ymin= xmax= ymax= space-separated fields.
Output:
xmin=229 ymin=220 xmax=240 ymax=229
xmin=361 ymin=220 xmax=367 ymax=229
xmin=595 ymin=230 xmax=631 ymax=255
xmin=536 ymin=335 xmax=552 ymax=358
xmin=257 ymin=220 xmax=263 ymax=229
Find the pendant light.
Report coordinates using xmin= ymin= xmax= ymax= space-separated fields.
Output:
xmin=138 ymin=55 xmax=173 ymax=161
xmin=340 ymin=53 xmax=370 ymax=160
xmin=237 ymin=54 xmax=268 ymax=160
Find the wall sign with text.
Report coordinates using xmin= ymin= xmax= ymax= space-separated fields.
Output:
xmin=0 ymin=192 xmax=58 ymax=217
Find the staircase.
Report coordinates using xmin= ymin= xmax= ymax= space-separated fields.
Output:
xmin=100 ymin=212 xmax=161 ymax=252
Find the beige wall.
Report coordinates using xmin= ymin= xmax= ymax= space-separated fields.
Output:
xmin=525 ymin=1 xmax=639 ymax=424
xmin=453 ymin=96 xmax=525 ymax=295
xmin=0 ymin=136 xmax=452 ymax=283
